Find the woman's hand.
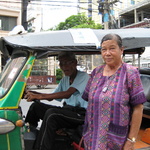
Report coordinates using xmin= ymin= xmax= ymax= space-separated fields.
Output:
xmin=123 ymin=140 xmax=134 ymax=150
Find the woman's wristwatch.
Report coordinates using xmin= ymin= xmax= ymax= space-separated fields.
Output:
xmin=127 ymin=137 xmax=136 ymax=143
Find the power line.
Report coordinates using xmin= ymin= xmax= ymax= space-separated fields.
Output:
xmin=0 ymin=0 xmax=101 ymax=30
xmin=0 ymin=0 xmax=21 ymax=4
xmin=0 ymin=1 xmax=99 ymax=13
xmin=0 ymin=0 xmax=98 ymax=6
xmin=0 ymin=0 xmax=94 ymax=4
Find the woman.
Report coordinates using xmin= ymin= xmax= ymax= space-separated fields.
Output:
xmin=82 ymin=34 xmax=146 ymax=150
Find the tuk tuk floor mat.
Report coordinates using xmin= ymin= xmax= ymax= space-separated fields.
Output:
xmin=136 ymin=147 xmax=150 ymax=150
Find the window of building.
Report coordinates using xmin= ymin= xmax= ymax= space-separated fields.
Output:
xmin=142 ymin=63 xmax=148 ymax=67
xmin=131 ymin=0 xmax=135 ymax=5
xmin=0 ymin=16 xmax=17 ymax=31
xmin=0 ymin=19 xmax=2 ymax=29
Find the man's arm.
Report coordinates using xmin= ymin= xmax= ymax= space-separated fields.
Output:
xmin=25 ymin=87 xmax=77 ymax=102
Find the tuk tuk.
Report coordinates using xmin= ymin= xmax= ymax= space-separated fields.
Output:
xmin=0 ymin=28 xmax=150 ymax=150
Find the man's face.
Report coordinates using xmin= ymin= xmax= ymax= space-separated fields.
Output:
xmin=59 ymin=57 xmax=77 ymax=76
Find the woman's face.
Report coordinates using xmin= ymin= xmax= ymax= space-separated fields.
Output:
xmin=101 ymin=39 xmax=123 ymax=66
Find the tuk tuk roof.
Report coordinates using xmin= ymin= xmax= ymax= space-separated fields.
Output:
xmin=0 ymin=28 xmax=150 ymax=57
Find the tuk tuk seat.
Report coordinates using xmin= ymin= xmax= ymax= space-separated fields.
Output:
xmin=139 ymin=68 xmax=150 ymax=119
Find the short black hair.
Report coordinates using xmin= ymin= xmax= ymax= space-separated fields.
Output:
xmin=101 ymin=33 xmax=122 ymax=48
xmin=58 ymin=51 xmax=76 ymax=61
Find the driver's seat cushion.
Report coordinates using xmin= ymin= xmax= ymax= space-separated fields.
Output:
xmin=139 ymin=68 xmax=150 ymax=116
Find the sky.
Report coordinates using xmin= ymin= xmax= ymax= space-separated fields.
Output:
xmin=141 ymin=47 xmax=150 ymax=59
xmin=27 ymin=0 xmax=78 ymax=31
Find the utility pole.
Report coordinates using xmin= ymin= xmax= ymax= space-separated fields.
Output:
xmin=21 ymin=0 xmax=28 ymax=30
xmin=98 ymin=0 xmax=119 ymax=29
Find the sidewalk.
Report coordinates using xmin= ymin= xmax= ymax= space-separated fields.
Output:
xmin=26 ymin=84 xmax=58 ymax=92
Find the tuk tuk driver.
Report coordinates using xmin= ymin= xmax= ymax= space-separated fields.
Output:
xmin=25 ymin=51 xmax=89 ymax=150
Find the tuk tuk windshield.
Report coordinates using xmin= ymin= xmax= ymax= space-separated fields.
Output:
xmin=0 ymin=56 xmax=26 ymax=97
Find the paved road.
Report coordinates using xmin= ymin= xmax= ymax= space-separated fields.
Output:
xmin=20 ymin=84 xmax=63 ymax=127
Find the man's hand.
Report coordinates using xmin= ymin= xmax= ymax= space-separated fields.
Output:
xmin=24 ymin=91 xmax=39 ymax=102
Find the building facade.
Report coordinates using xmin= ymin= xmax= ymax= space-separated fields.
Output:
xmin=0 ymin=0 xmax=21 ymax=37
xmin=100 ymin=0 xmax=150 ymax=29
xmin=96 ymin=0 xmax=149 ymax=29
xmin=78 ymin=0 xmax=102 ymax=24
xmin=0 ymin=8 xmax=21 ymax=37
xmin=116 ymin=0 xmax=150 ymax=28
xmin=0 ymin=0 xmax=21 ymax=72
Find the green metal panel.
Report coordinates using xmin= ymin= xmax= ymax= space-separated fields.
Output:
xmin=0 ymin=110 xmax=23 ymax=150
xmin=0 ymin=55 xmax=35 ymax=108
xmin=0 ymin=55 xmax=35 ymax=150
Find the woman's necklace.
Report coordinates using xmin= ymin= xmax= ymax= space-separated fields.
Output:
xmin=102 ymin=63 xmax=122 ymax=93
xmin=102 ymin=76 xmax=110 ymax=93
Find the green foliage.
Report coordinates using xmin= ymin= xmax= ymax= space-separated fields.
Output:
xmin=50 ymin=13 xmax=103 ymax=30
xmin=72 ymin=23 xmax=103 ymax=29
xmin=56 ymin=68 xmax=63 ymax=83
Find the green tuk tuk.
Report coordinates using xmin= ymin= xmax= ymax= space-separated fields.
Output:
xmin=0 ymin=28 xmax=150 ymax=150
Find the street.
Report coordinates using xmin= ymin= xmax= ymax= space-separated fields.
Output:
xmin=20 ymin=84 xmax=63 ymax=127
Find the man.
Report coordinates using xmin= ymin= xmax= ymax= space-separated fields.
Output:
xmin=25 ymin=51 xmax=89 ymax=150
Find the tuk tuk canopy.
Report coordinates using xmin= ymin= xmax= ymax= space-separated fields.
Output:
xmin=0 ymin=28 xmax=150 ymax=58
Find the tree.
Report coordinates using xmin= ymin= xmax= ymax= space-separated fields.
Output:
xmin=50 ymin=13 xmax=103 ymax=30
xmin=56 ymin=68 xmax=63 ymax=83
xmin=48 ymin=13 xmax=103 ymax=77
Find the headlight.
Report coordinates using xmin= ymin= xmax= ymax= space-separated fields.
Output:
xmin=0 ymin=118 xmax=15 ymax=134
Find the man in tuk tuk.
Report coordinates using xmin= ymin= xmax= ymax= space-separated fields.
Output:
xmin=25 ymin=51 xmax=89 ymax=150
